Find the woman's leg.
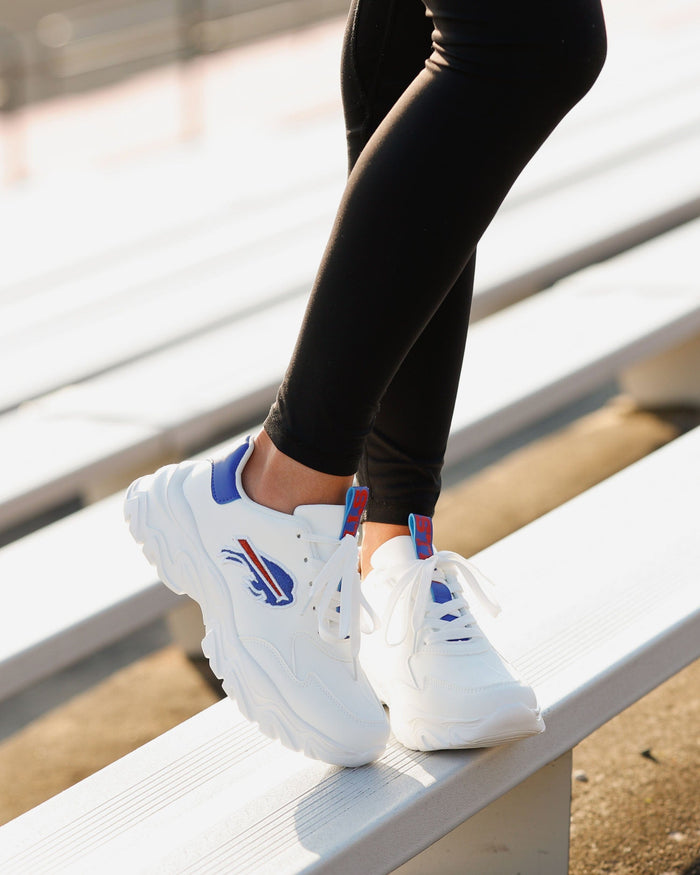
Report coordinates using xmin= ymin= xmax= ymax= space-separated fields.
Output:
xmin=341 ymin=0 xmax=433 ymax=172
xmin=340 ymin=0 xmax=477 ymax=535
xmin=263 ymin=0 xmax=607 ymax=496
xmin=248 ymin=0 xmax=450 ymax=516
xmin=325 ymin=2 xmax=606 ymax=753
xmin=129 ymin=0 xmax=607 ymax=764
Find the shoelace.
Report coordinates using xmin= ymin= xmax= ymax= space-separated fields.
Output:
xmin=382 ymin=550 xmax=501 ymax=647
xmin=300 ymin=532 xmax=379 ymax=674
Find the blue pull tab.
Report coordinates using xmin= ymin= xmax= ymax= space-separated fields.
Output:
xmin=340 ymin=486 xmax=368 ymax=538
xmin=408 ymin=513 xmax=434 ymax=560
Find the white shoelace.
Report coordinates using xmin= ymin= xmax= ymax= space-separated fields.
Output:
xmin=381 ymin=550 xmax=501 ymax=647
xmin=301 ymin=533 xmax=379 ymax=672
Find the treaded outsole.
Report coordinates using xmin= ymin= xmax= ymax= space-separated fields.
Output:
xmin=124 ymin=469 xmax=385 ymax=768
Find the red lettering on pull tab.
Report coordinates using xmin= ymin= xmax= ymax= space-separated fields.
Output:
xmin=341 ymin=487 xmax=368 ymax=537
xmin=412 ymin=514 xmax=434 ymax=560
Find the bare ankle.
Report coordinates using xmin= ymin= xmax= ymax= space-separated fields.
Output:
xmin=361 ymin=521 xmax=411 ymax=578
xmin=241 ymin=429 xmax=353 ymax=515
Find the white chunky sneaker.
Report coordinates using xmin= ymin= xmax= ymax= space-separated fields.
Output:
xmin=124 ymin=436 xmax=389 ymax=767
xmin=361 ymin=514 xmax=544 ymax=751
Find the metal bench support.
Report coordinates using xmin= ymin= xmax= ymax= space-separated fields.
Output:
xmin=394 ymin=750 xmax=572 ymax=875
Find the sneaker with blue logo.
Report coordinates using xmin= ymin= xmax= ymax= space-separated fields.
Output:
xmin=360 ymin=514 xmax=544 ymax=751
xmin=124 ymin=436 xmax=389 ymax=766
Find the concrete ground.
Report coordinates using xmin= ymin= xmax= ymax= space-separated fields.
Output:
xmin=1 ymin=395 xmax=699 ymax=874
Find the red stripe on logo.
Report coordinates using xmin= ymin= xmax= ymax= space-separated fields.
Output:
xmin=239 ymin=539 xmax=285 ymax=600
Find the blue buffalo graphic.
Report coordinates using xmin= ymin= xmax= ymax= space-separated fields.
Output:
xmin=222 ymin=539 xmax=295 ymax=606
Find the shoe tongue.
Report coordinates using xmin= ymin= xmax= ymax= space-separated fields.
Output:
xmin=293 ymin=486 xmax=368 ymax=562
xmin=430 ymin=578 xmax=456 ymax=618
xmin=294 ymin=502 xmax=344 ymax=536
xmin=371 ymin=514 xmax=436 ymax=570
xmin=369 ymin=535 xmax=416 ymax=570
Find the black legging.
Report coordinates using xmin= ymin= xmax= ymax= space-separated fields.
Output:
xmin=265 ymin=0 xmax=607 ymax=524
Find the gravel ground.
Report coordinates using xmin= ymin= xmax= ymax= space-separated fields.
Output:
xmin=569 ymin=658 xmax=700 ymax=875
xmin=1 ymin=396 xmax=698 ymax=874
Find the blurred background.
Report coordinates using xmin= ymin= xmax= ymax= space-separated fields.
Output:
xmin=0 ymin=0 xmax=350 ymax=185
xmin=1 ymin=0 xmax=699 ymax=871
xmin=0 ymin=0 xmax=696 ymax=184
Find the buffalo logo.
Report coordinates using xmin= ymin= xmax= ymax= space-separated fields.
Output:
xmin=222 ymin=539 xmax=295 ymax=606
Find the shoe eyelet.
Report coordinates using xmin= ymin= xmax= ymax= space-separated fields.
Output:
xmin=303 ymin=557 xmax=308 ymax=563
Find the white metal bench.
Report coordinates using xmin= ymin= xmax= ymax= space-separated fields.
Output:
xmin=1 ymin=424 xmax=698 ymax=873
